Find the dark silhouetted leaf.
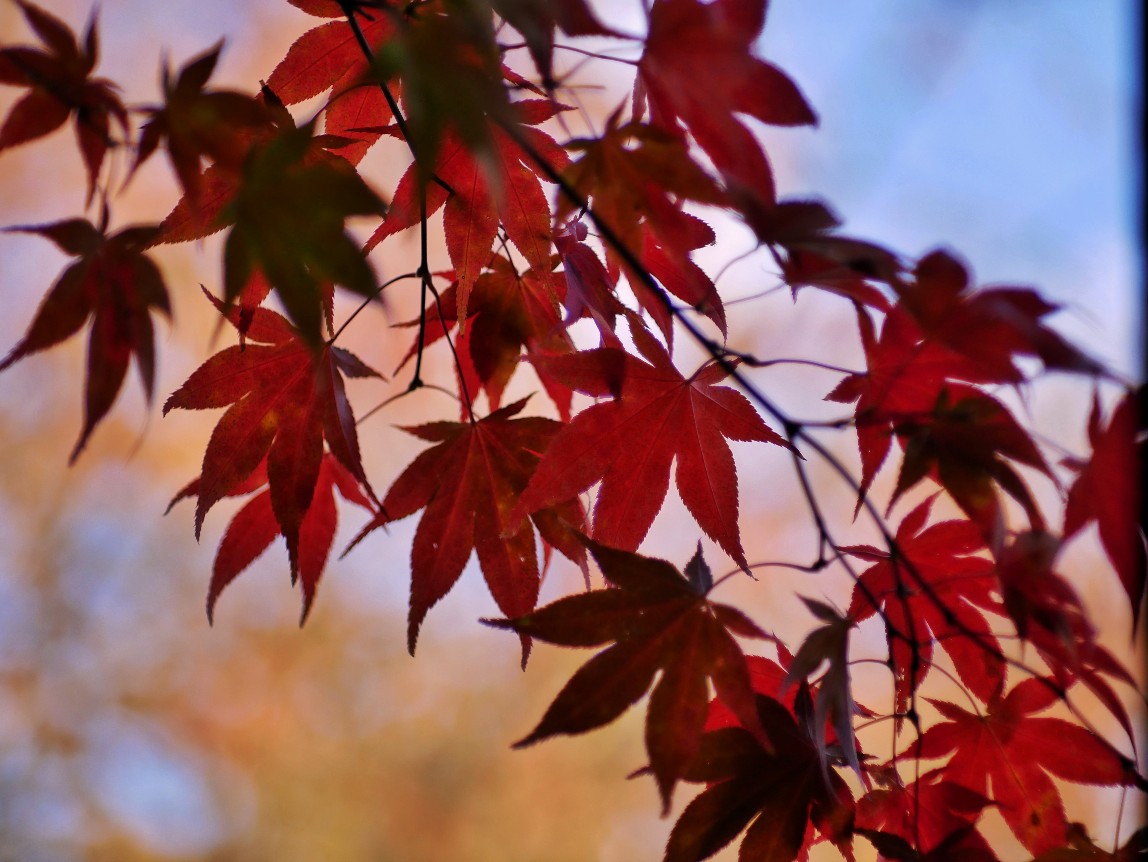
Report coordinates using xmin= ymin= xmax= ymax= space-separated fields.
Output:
xmin=488 ymin=539 xmax=767 ymax=812
xmin=0 ymin=218 xmax=169 ymax=461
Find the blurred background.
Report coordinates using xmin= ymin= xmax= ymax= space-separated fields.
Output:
xmin=0 ymin=1 xmax=1140 ymax=860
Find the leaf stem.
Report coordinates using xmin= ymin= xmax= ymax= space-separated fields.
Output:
xmin=411 ymin=190 xmax=429 ymax=391
xmin=329 ymin=271 xmax=419 ymax=344
xmin=335 ymin=0 xmax=453 ymax=197
xmin=424 ymin=275 xmax=476 ymax=422
xmin=501 ymin=41 xmax=640 ymax=67
xmin=742 ymin=357 xmax=863 ymax=376
xmin=356 ymin=381 xmax=460 ymax=425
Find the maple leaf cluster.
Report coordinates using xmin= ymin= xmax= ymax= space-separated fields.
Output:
xmin=1 ymin=1 xmax=1144 ymax=860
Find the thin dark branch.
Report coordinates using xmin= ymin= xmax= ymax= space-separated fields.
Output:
xmin=411 ymin=191 xmax=430 ymax=391
xmin=740 ymin=357 xmax=864 ymax=376
xmin=423 ymin=276 xmax=475 ymax=423
xmin=336 ymin=0 xmax=454 ymax=198
xmin=330 ymin=271 xmax=420 ymax=344
xmin=497 ymin=113 xmax=1132 ymax=768
xmin=501 ymin=41 xmax=641 ymax=66
xmin=356 ymin=382 xmax=460 ymax=425
xmin=337 ymin=4 xmax=1144 ymax=795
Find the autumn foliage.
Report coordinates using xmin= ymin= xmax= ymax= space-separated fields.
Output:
xmin=1 ymin=0 xmax=1145 ymax=859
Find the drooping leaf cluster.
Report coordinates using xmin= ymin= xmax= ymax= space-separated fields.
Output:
xmin=1 ymin=1 xmax=1144 ymax=860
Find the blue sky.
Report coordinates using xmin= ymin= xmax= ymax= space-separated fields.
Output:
xmin=760 ymin=0 xmax=1140 ymax=374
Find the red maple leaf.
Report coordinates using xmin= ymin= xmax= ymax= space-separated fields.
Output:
xmin=889 ymin=385 xmax=1052 ymax=546
xmin=285 ymin=0 xmax=345 ymax=16
xmin=0 ymin=217 xmax=169 ymax=461
xmin=148 ymin=10 xmax=394 ymax=245
xmin=0 ymin=0 xmax=128 ymax=200
xmin=512 ymin=322 xmax=787 ymax=569
xmin=265 ymin=10 xmax=395 ymax=165
xmin=366 ymin=99 xmax=568 ymax=325
xmin=367 ymin=4 xmax=523 ymax=180
xmin=131 ymin=43 xmax=273 ymax=214
xmin=152 ymin=84 xmax=358 ymax=246
xmin=826 ymin=305 xmax=982 ymax=508
xmin=896 ymin=249 xmax=1105 ymax=383
xmin=266 ymin=11 xmax=392 ymax=107
xmin=153 ymin=161 xmax=241 ymax=245
xmin=752 ymin=198 xmax=901 ymax=305
xmin=321 ymin=77 xmax=394 ymax=165
xmin=168 ymin=452 xmax=373 ymax=623
xmin=219 ymin=120 xmax=386 ymax=345
xmin=844 ymin=496 xmax=1005 ymax=710
xmin=994 ymin=531 xmax=1140 ymax=745
xmin=163 ymin=291 xmax=380 ymax=577
xmin=635 ymin=0 xmax=815 ymax=219
xmin=704 ymin=653 xmax=790 ymax=728
xmin=831 ymin=302 xmax=1053 ymax=544
xmin=640 ymin=209 xmax=727 ymax=339
xmin=554 ymin=221 xmax=626 ymax=339
xmin=491 ymin=0 xmax=617 ymax=86
xmin=995 ymin=531 xmax=1090 ymax=646
xmin=486 ymin=539 xmax=768 ymax=812
xmin=856 ymin=767 xmax=998 ymax=862
xmin=346 ymin=397 xmax=587 ymax=664
xmin=783 ymin=246 xmax=895 ymax=309
xmin=1063 ymin=389 xmax=1146 ymax=628
xmin=665 ymin=692 xmax=854 ymax=862
xmin=858 ymin=766 xmax=1001 ymax=862
xmin=915 ymin=678 xmax=1143 ymax=855
xmin=556 ymin=117 xmax=725 ymax=341
xmin=393 ymin=255 xmax=577 ymax=418
xmin=705 ymin=651 xmax=879 ymax=774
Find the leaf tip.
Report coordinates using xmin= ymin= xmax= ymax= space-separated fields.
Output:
xmin=406 ymin=617 xmax=421 ymax=657
xmin=479 ymin=616 xmax=514 ymax=630
xmin=511 ymin=729 xmax=544 ymax=750
xmin=67 ymin=428 xmax=92 ymax=465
